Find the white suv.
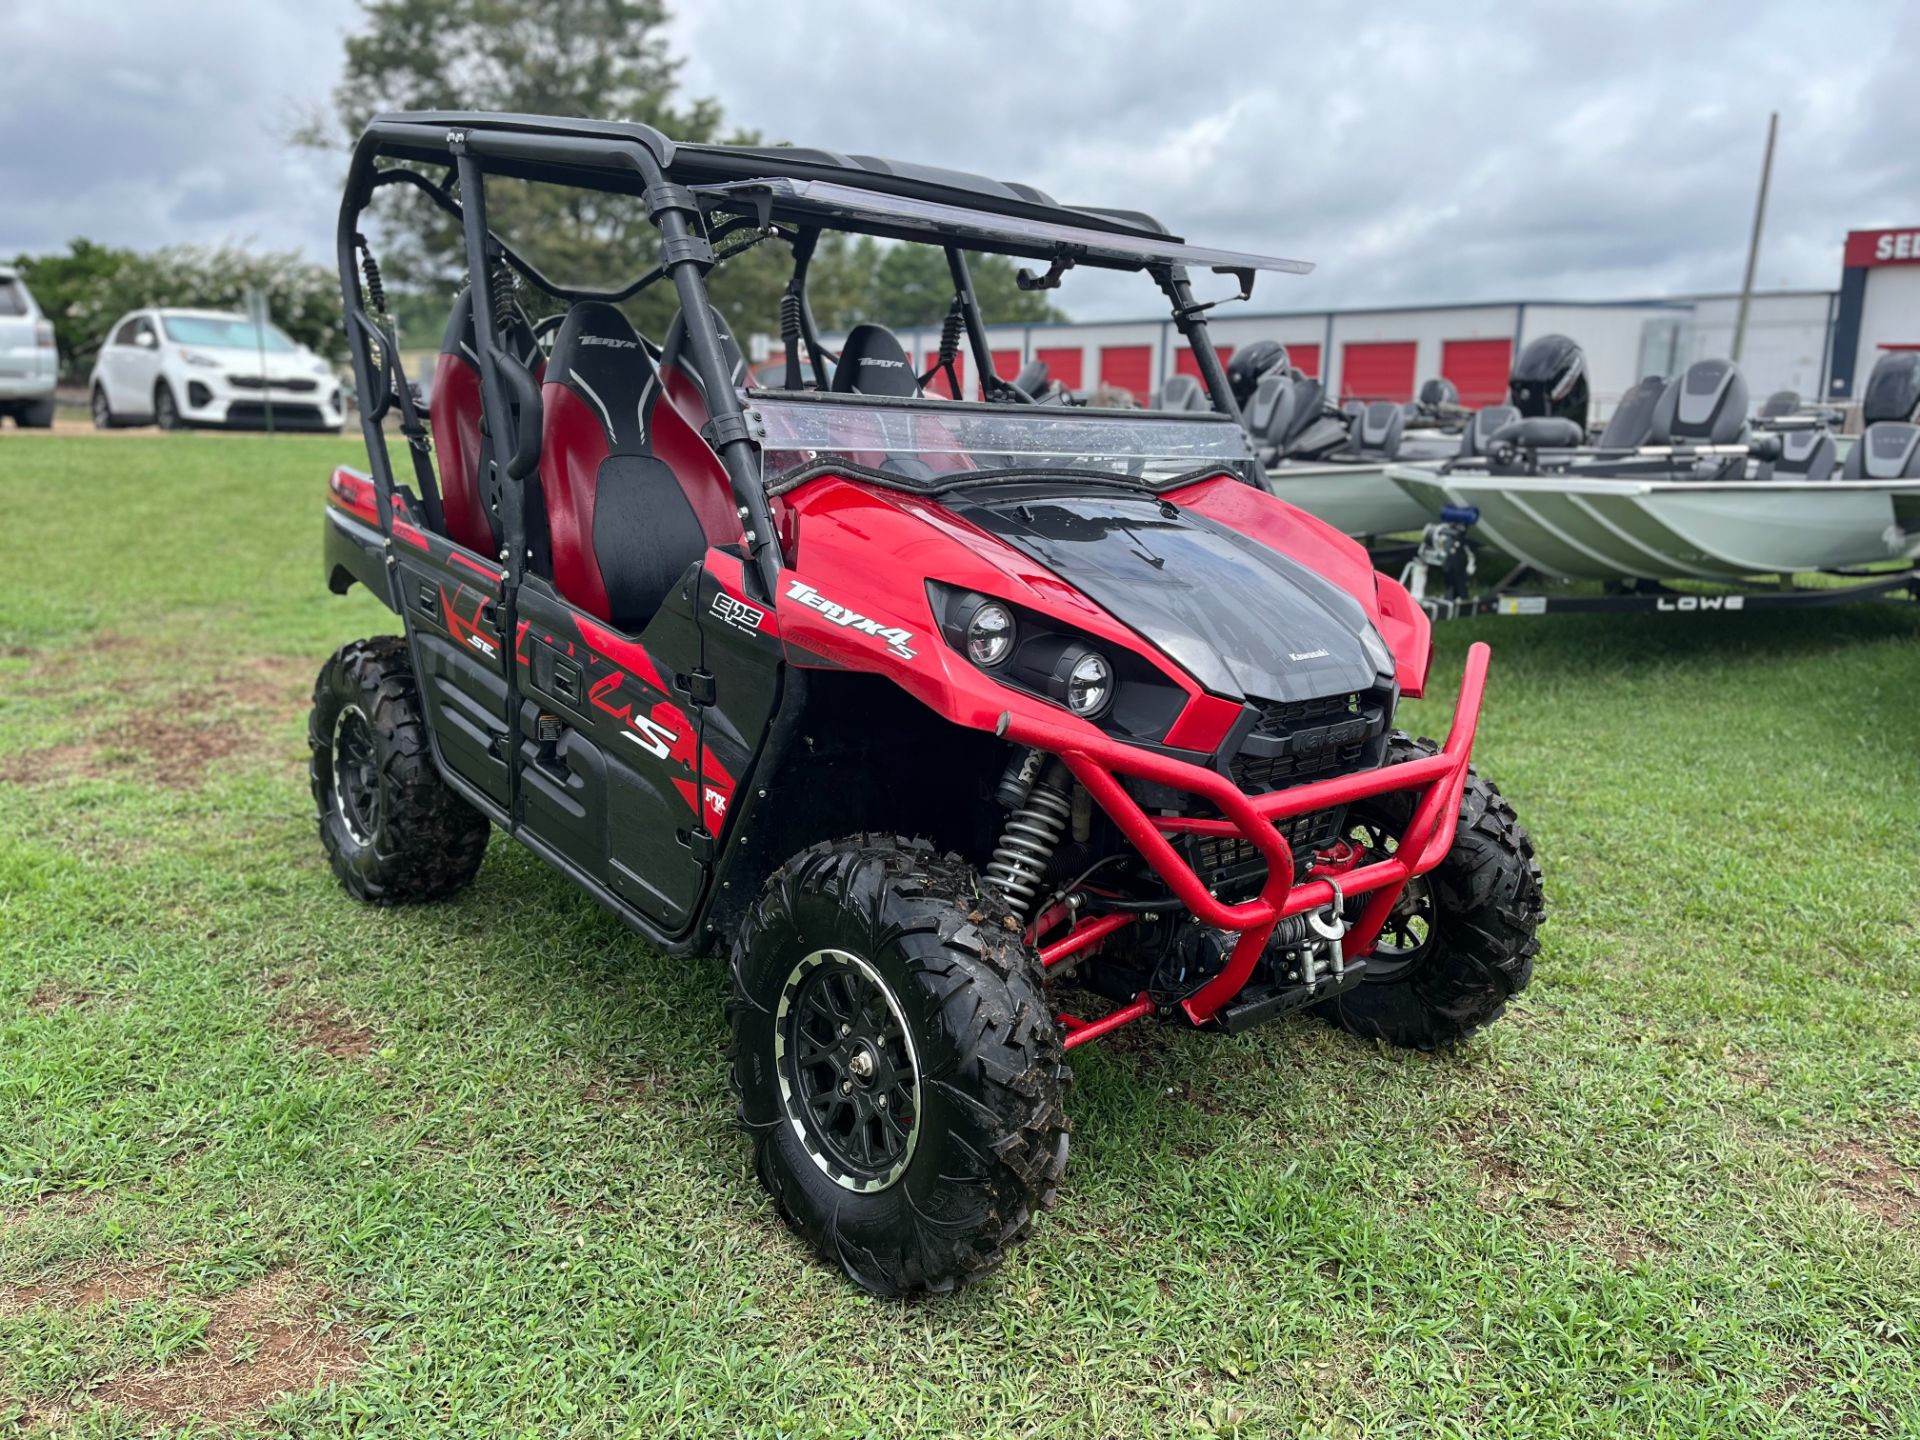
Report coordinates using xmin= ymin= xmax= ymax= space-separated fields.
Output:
xmin=0 ymin=267 xmax=58 ymax=429
xmin=88 ymin=308 xmax=345 ymax=432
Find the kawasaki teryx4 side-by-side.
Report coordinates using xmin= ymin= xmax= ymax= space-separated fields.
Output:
xmin=315 ymin=112 xmax=1544 ymax=1295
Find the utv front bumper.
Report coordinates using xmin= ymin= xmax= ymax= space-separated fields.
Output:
xmin=1004 ymin=643 xmax=1491 ymax=1045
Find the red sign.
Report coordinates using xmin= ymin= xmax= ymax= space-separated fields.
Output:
xmin=1844 ymin=228 xmax=1920 ymax=267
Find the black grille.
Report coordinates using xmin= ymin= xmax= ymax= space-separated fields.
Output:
xmin=228 ymin=375 xmax=319 ymax=392
xmin=1230 ymin=690 xmax=1388 ymax=793
xmin=1186 ymin=807 xmax=1347 ymax=889
xmin=224 ymin=402 xmax=329 ymax=430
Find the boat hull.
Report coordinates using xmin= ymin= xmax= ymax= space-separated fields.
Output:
xmin=1389 ymin=463 xmax=1920 ymax=580
xmin=1266 ymin=460 xmax=1431 ymax=538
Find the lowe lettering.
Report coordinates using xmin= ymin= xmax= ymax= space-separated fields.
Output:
xmin=1654 ymin=595 xmax=1746 ymax=612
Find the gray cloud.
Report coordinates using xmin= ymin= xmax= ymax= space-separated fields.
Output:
xmin=6 ymin=0 xmax=1915 ymax=323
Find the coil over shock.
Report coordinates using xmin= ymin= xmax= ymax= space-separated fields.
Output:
xmin=985 ymin=750 xmax=1073 ymax=915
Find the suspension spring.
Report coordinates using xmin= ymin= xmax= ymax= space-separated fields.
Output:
xmin=779 ymin=290 xmax=803 ymax=348
xmin=984 ymin=777 xmax=1073 ymax=914
xmin=936 ymin=301 xmax=963 ymax=370
xmin=355 ymin=235 xmax=387 ymax=321
xmin=488 ymin=262 xmax=516 ymax=329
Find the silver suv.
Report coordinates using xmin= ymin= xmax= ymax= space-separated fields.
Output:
xmin=0 ymin=267 xmax=58 ymax=428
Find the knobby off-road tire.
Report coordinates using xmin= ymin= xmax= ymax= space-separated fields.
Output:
xmin=308 ymin=636 xmax=489 ymax=904
xmin=1316 ymin=733 xmax=1544 ymax=1051
xmin=729 ymin=836 xmax=1070 ymax=1296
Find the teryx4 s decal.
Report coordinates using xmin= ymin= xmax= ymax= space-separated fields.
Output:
xmin=785 ymin=581 xmax=916 ymax=660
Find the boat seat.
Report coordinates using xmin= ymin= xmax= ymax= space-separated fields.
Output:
xmin=659 ymin=304 xmax=747 ymax=412
xmin=1246 ymin=374 xmax=1300 ymax=460
xmin=1458 ymin=404 xmax=1521 ymax=458
xmin=430 ymin=287 xmax=547 ymax=562
xmin=539 ymin=301 xmax=733 ymax=632
xmin=1862 ymin=351 xmax=1920 ymax=425
xmin=1418 ymin=377 xmax=1459 ymax=410
xmin=1653 ymin=358 xmax=1749 ymax=446
xmin=1154 ymin=374 xmax=1208 ymax=411
xmin=1348 ymin=401 xmax=1405 ymax=460
xmin=1597 ymin=376 xmax=1668 ymax=449
xmin=831 ymin=323 xmax=919 ymax=397
xmin=1840 ymin=422 xmax=1920 ymax=480
xmin=1772 ymin=428 xmax=1837 ymax=480
xmin=1760 ymin=389 xmax=1801 ymax=420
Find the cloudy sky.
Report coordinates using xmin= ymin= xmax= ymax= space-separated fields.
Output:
xmin=4 ymin=0 xmax=1916 ymax=319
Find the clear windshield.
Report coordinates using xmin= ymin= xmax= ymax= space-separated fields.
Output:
xmin=752 ymin=394 xmax=1253 ymax=489
xmin=160 ymin=315 xmax=299 ymax=351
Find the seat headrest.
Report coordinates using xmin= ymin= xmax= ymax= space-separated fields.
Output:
xmin=1773 ymin=428 xmax=1836 ymax=480
xmin=1666 ymin=358 xmax=1748 ymax=444
xmin=832 ymin=323 xmax=918 ymax=397
xmin=1154 ymin=373 xmax=1208 ymax=412
xmin=1841 ymin=421 xmax=1920 ymax=480
xmin=1760 ymin=389 xmax=1802 ymax=419
xmin=1597 ymin=375 xmax=1668 ymax=449
xmin=1282 ymin=377 xmax=1327 ymax=445
xmin=1350 ymin=400 xmax=1404 ymax=459
xmin=1418 ymin=377 xmax=1459 ymax=409
xmin=1245 ymin=374 xmax=1299 ymax=445
xmin=547 ymin=301 xmax=658 ymax=452
xmin=1461 ymin=404 xmax=1521 ymax=457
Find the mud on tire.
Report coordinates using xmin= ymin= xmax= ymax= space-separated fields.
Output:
xmin=729 ymin=835 xmax=1070 ymax=1296
xmin=1316 ymin=733 xmax=1544 ymax=1051
xmin=308 ymin=635 xmax=489 ymax=904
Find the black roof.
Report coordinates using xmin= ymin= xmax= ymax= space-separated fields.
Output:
xmin=364 ymin=110 xmax=1183 ymax=243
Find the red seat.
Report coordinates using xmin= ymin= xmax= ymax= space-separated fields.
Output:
xmin=539 ymin=302 xmax=738 ymax=630
xmin=429 ymin=288 xmax=543 ymax=558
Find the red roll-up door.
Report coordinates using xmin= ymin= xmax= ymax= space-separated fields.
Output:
xmin=992 ymin=348 xmax=1024 ymax=380
xmin=1035 ymin=346 xmax=1083 ymax=391
xmin=1100 ymin=345 xmax=1152 ymax=400
xmin=1176 ymin=344 xmax=1232 ymax=379
xmin=1290 ymin=343 xmax=1321 ymax=378
xmin=1440 ymin=338 xmax=1513 ymax=407
xmin=1341 ymin=341 xmax=1416 ymax=402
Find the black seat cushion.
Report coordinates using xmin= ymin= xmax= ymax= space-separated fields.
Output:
xmin=1460 ymin=404 xmax=1521 ymax=458
xmin=1774 ymin=428 xmax=1837 ymax=480
xmin=832 ymin=323 xmax=919 ymax=396
xmin=1349 ymin=401 xmax=1405 ymax=459
xmin=1665 ymin=359 xmax=1749 ymax=445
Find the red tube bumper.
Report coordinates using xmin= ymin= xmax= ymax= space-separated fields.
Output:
xmin=1014 ymin=642 xmax=1491 ymax=1031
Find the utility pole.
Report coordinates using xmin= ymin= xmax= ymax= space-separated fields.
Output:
xmin=1731 ymin=111 xmax=1778 ymax=364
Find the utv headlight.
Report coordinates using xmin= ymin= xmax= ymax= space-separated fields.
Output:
xmin=1060 ymin=649 xmax=1113 ymax=717
xmin=966 ymin=602 xmax=1015 ymax=667
xmin=1360 ymin=623 xmax=1395 ymax=679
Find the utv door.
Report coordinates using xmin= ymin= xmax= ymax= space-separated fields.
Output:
xmin=394 ymin=538 xmax=514 ymax=812
xmin=511 ymin=572 xmax=715 ymax=933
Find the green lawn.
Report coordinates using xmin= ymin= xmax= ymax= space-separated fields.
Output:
xmin=3 ymin=433 xmax=1919 ymax=1438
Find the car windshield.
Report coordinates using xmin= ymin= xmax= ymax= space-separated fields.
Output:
xmin=160 ymin=315 xmax=299 ymax=351
xmin=752 ymin=394 xmax=1254 ymax=489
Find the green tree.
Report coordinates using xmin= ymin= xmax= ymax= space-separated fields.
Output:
xmin=305 ymin=0 xmax=1065 ymax=353
xmin=15 ymin=239 xmax=342 ymax=383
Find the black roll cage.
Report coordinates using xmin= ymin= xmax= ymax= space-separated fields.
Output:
xmin=335 ymin=110 xmax=1280 ymax=609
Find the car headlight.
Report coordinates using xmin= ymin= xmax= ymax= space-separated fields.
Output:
xmin=1360 ymin=623 xmax=1395 ymax=678
xmin=1058 ymin=648 xmax=1113 ymax=717
xmin=965 ymin=602 xmax=1015 ymax=666
xmin=182 ymin=350 xmax=218 ymax=368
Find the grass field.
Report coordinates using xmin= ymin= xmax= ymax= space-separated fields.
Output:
xmin=2 ymin=432 xmax=1919 ymax=1438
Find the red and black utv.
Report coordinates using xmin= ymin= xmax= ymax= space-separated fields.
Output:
xmin=316 ymin=112 xmax=1544 ymax=1295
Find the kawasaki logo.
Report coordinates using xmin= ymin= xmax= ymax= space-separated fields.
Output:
xmin=1288 ymin=648 xmax=1330 ymax=662
xmin=786 ymin=581 xmax=916 ymax=659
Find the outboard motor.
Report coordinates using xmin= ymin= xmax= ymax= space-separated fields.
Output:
xmin=1509 ymin=333 xmax=1590 ymax=429
xmin=1226 ymin=341 xmax=1289 ymax=409
xmin=1862 ymin=351 xmax=1920 ymax=425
